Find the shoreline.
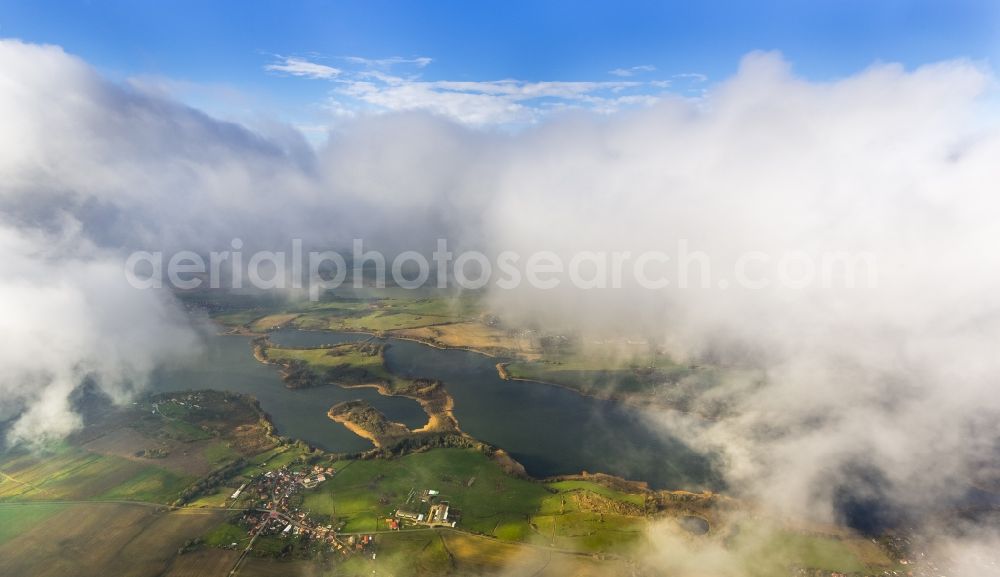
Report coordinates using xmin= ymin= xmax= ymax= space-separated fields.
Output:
xmin=224 ymin=320 xmax=712 ymax=420
xmin=334 ymin=380 xmax=461 ymax=436
xmin=327 ymin=411 xmax=384 ymax=448
xmin=291 ymin=327 xmax=711 ymax=419
xmin=247 ymin=334 xmax=461 ymax=438
xmin=383 ymin=332 xmax=502 ymax=358
xmin=245 ymin=326 xmax=713 ymax=493
xmin=495 ymin=362 xmax=717 ymax=421
xmin=326 ymin=402 xmax=411 ymax=449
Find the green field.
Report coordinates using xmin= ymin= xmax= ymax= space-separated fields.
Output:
xmin=335 ymin=531 xmax=451 ymax=576
xmin=267 ymin=343 xmax=389 ymax=375
xmin=0 ymin=503 xmax=67 ymax=545
xmin=505 ymin=348 xmax=696 ymax=397
xmin=0 ymin=391 xmax=278 ymax=508
xmin=545 ymin=479 xmax=647 ymax=507
xmin=532 ymin=479 xmax=647 ymax=552
xmin=203 ymin=521 xmax=251 ymax=548
xmin=719 ymin=522 xmax=896 ymax=575
xmin=198 ymin=291 xmax=483 ymax=334
xmin=302 ymin=449 xmax=550 ymax=536
xmin=0 ymin=442 xmax=195 ymax=503
xmin=265 ymin=341 xmax=415 ymax=392
xmin=327 ymin=529 xmax=638 ymax=577
xmin=298 ymin=448 xmax=651 ymax=555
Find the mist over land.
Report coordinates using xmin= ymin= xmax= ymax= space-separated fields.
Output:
xmin=3 ymin=37 xmax=1000 ymax=574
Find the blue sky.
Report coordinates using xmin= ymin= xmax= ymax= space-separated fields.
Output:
xmin=1 ymin=0 xmax=997 ymax=134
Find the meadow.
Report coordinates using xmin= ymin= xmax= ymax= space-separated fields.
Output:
xmin=0 ymin=442 xmax=194 ymax=503
xmin=328 ymin=529 xmax=636 ymax=577
xmin=299 ymin=448 xmax=650 ymax=555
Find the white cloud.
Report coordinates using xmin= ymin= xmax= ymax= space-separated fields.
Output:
xmin=0 ymin=222 xmax=198 ymax=444
xmin=673 ymin=72 xmax=708 ymax=82
xmin=338 ymin=79 xmax=535 ymax=125
xmin=478 ymin=52 xmax=1000 ymax=532
xmin=609 ymin=64 xmax=657 ymax=77
xmin=263 ymin=54 xmax=678 ymax=126
xmin=265 ymin=56 xmax=341 ymax=79
xmin=334 ymin=75 xmax=665 ymax=126
xmin=5 ymin=39 xmax=1000 ymax=571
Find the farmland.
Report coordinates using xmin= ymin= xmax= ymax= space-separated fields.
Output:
xmin=298 ymin=448 xmax=651 ymax=554
xmin=0 ymin=503 xmax=66 ymax=545
xmin=0 ymin=442 xmax=194 ymax=503
xmin=0 ymin=389 xmax=286 ymax=576
xmin=0 ymin=386 xmax=902 ymax=577
xmin=294 ymin=295 xmax=481 ymax=333
xmin=0 ymin=390 xmax=278 ymax=505
xmin=328 ymin=529 xmax=636 ymax=577
xmin=0 ymin=502 xmax=229 ymax=577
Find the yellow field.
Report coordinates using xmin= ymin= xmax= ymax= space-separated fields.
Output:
xmin=164 ymin=549 xmax=241 ymax=577
xmin=393 ymin=321 xmax=540 ymax=358
xmin=0 ymin=503 xmax=228 ymax=577
xmin=440 ymin=531 xmax=634 ymax=577
xmin=327 ymin=529 xmax=633 ymax=577
xmin=240 ymin=558 xmax=324 ymax=576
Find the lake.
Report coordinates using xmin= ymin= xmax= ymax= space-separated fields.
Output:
xmin=149 ymin=332 xmax=427 ymax=454
xmin=150 ymin=327 xmax=719 ymax=490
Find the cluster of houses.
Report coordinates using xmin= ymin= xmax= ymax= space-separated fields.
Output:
xmin=227 ymin=466 xmax=463 ymax=565
xmin=300 ymin=468 xmax=328 ymax=489
xmin=242 ymin=465 xmax=334 ymax=505
xmin=232 ymin=465 xmax=367 ymax=556
xmin=148 ymin=392 xmax=207 ymax=415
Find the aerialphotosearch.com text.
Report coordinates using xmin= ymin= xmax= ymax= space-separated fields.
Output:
xmin=124 ymin=239 xmax=878 ymax=300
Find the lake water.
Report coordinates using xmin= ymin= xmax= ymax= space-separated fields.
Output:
xmin=149 ymin=332 xmax=427 ymax=454
xmin=151 ymin=327 xmax=718 ymax=490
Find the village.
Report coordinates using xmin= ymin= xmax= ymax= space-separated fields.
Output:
xmin=226 ymin=463 xmax=461 ymax=561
